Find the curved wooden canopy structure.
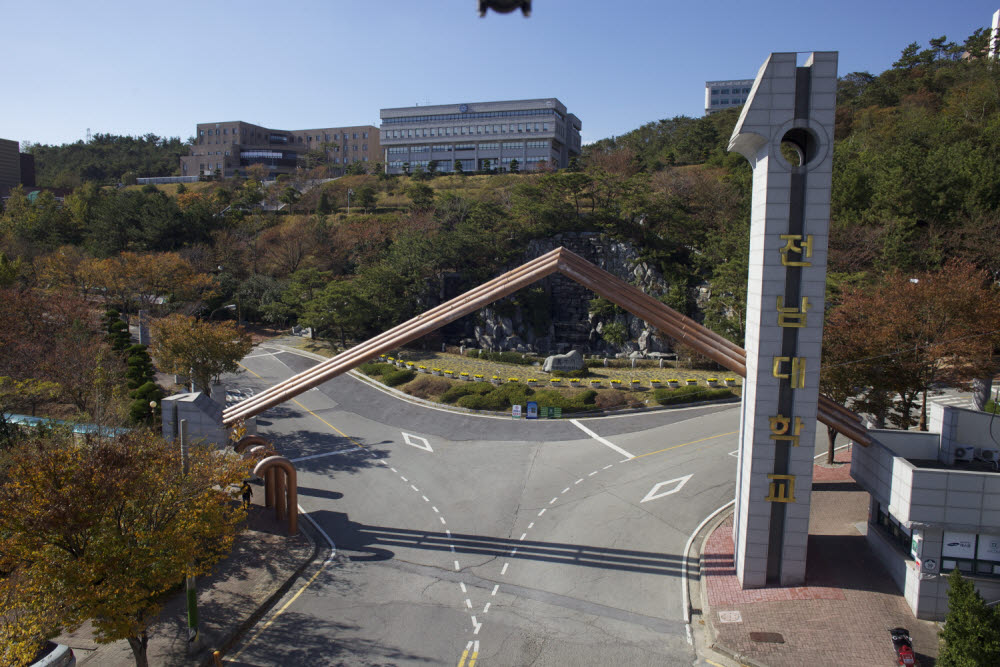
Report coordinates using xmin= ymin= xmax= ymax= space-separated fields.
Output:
xmin=223 ymin=247 xmax=871 ymax=446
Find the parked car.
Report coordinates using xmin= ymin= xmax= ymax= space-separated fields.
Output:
xmin=30 ymin=641 xmax=75 ymax=667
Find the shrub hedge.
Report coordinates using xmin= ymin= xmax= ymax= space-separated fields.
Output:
xmin=383 ymin=369 xmax=416 ymax=387
xmin=531 ymin=389 xmax=597 ymax=411
xmin=651 ymin=385 xmax=734 ymax=405
xmin=549 ymin=369 xmax=591 ymax=378
xmin=440 ymin=383 xmax=494 ymax=403
xmin=359 ymin=362 xmax=396 ymax=376
xmin=456 ymin=393 xmax=509 ymax=410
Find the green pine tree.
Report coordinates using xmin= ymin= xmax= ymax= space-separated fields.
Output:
xmin=938 ymin=569 xmax=1000 ymax=666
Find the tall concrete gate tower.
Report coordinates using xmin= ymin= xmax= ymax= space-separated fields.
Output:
xmin=729 ymin=52 xmax=838 ymax=587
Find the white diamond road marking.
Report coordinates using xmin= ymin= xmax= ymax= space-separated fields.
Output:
xmin=401 ymin=431 xmax=433 ymax=452
xmin=640 ymin=474 xmax=693 ymax=503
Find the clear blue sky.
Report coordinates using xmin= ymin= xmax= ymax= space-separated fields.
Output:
xmin=2 ymin=0 xmax=998 ymax=148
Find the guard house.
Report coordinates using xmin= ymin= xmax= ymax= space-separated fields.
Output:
xmin=851 ymin=402 xmax=1000 ymax=619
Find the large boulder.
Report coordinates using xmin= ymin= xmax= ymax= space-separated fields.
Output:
xmin=542 ymin=349 xmax=584 ymax=373
xmin=638 ymin=329 xmax=668 ymax=354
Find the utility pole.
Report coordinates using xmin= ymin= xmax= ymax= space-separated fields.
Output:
xmin=347 ymin=188 xmax=354 ymax=216
xmin=179 ymin=420 xmax=202 ymax=653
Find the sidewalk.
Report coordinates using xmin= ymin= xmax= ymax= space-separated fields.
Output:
xmin=57 ymin=494 xmax=316 ymax=666
xmin=698 ymin=448 xmax=941 ymax=666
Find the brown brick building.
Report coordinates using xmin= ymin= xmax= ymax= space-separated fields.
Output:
xmin=180 ymin=121 xmax=381 ymax=179
xmin=0 ymin=138 xmax=36 ymax=198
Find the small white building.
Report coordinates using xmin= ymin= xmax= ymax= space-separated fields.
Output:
xmin=704 ymin=79 xmax=754 ymax=115
xmin=851 ymin=402 xmax=1000 ymax=620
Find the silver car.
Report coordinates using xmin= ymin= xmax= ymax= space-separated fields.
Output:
xmin=30 ymin=641 xmax=76 ymax=667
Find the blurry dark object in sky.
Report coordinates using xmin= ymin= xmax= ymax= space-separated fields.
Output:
xmin=479 ymin=0 xmax=531 ymax=17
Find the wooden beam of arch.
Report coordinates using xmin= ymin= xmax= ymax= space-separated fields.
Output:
xmin=223 ymin=247 xmax=871 ymax=446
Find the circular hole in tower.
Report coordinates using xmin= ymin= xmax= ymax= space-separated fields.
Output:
xmin=779 ymin=127 xmax=818 ymax=168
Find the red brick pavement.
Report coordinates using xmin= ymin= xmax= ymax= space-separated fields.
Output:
xmin=701 ymin=448 xmax=940 ymax=666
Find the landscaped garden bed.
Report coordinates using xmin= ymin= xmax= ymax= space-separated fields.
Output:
xmin=347 ymin=347 xmax=739 ymax=414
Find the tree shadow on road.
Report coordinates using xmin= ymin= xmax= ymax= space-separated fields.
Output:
xmin=254 ymin=429 xmax=393 ymax=476
xmin=224 ymin=611 xmax=437 ymax=666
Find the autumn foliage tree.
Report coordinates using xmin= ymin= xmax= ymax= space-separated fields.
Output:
xmin=822 ymin=260 xmax=1000 ymax=435
xmin=77 ymin=252 xmax=218 ymax=315
xmin=0 ymin=428 xmax=251 ymax=667
xmin=149 ymin=314 xmax=253 ymax=392
xmin=0 ymin=288 xmax=127 ymax=420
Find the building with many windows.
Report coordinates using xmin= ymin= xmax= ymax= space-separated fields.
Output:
xmin=705 ymin=79 xmax=754 ymax=115
xmin=180 ymin=121 xmax=381 ymax=179
xmin=379 ymin=98 xmax=581 ymax=175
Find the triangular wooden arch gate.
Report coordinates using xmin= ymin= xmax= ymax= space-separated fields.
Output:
xmin=223 ymin=247 xmax=871 ymax=445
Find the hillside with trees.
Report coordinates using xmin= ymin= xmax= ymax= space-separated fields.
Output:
xmin=26 ymin=133 xmax=190 ymax=188
xmin=2 ymin=31 xmax=1000 ymax=430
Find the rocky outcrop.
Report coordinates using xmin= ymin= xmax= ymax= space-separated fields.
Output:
xmin=542 ymin=350 xmax=584 ymax=373
xmin=462 ymin=232 xmax=686 ymax=357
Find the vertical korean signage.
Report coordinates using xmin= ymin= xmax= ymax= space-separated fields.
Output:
xmin=728 ymin=52 xmax=838 ymax=587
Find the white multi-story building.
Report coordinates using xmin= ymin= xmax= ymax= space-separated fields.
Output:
xmin=379 ymin=98 xmax=581 ymax=174
xmin=705 ymin=79 xmax=754 ymax=115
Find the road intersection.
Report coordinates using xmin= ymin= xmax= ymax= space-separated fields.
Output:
xmin=224 ymin=345 xmax=759 ymax=665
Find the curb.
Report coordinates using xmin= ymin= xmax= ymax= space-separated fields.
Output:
xmin=692 ymin=505 xmax=772 ymax=667
xmin=260 ymin=343 xmax=741 ymax=418
xmin=200 ymin=510 xmax=324 ymax=666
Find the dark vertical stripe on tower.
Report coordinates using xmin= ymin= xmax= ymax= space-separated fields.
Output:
xmin=765 ymin=64 xmax=812 ymax=584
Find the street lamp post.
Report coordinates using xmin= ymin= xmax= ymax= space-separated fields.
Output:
xmin=178 ymin=420 xmax=201 ymax=653
xmin=347 ymin=188 xmax=354 ymax=216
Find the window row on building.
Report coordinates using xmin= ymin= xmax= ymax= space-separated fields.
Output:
xmin=704 ymin=79 xmax=755 ymax=115
xmin=384 ymin=122 xmax=550 ymax=140
xmin=387 ymin=141 xmax=555 ymax=155
xmin=386 ymin=156 xmax=547 ymax=172
xmin=181 ymin=121 xmax=380 ymax=178
xmin=199 ymin=127 xmax=369 ymax=144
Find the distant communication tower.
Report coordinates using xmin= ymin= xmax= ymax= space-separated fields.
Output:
xmin=86 ymin=128 xmax=92 ymax=142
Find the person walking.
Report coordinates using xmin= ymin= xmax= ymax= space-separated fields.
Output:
xmin=240 ymin=479 xmax=254 ymax=510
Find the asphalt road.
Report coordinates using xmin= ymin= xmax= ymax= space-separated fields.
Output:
xmin=222 ymin=345 xmax=762 ymax=666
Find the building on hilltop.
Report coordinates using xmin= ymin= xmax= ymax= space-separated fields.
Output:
xmin=704 ymin=79 xmax=754 ymax=115
xmin=180 ymin=121 xmax=381 ymax=179
xmin=379 ymin=98 xmax=581 ymax=175
xmin=0 ymin=138 xmax=35 ymax=198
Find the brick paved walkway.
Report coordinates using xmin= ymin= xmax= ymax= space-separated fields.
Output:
xmin=701 ymin=448 xmax=940 ymax=666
